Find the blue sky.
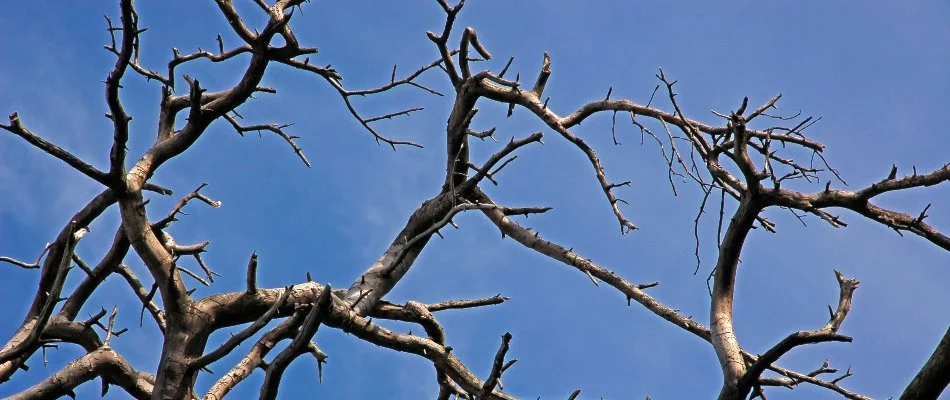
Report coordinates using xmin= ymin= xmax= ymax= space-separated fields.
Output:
xmin=1 ymin=1 xmax=948 ymax=399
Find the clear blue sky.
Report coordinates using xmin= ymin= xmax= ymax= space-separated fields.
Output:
xmin=1 ymin=1 xmax=948 ymax=399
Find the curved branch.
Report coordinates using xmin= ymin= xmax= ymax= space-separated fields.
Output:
xmin=0 ymin=190 xmax=115 ymax=381
xmin=259 ymin=287 xmax=331 ymax=400
xmin=8 ymin=347 xmax=154 ymax=400
xmin=192 ymin=287 xmax=292 ymax=371
xmin=710 ymin=195 xmax=763 ymax=400
xmin=0 ymin=222 xmax=79 ymax=365
xmin=472 ymin=189 xmax=868 ymax=398
xmin=737 ymin=271 xmax=859 ymax=396
xmin=325 ymin=296 xmax=515 ymax=400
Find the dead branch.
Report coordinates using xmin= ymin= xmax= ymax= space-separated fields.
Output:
xmin=325 ymin=295 xmax=516 ymax=400
xmin=7 ymin=347 xmax=154 ymax=400
xmin=205 ymin=313 xmax=303 ymax=400
xmin=477 ymin=332 xmax=512 ymax=399
xmin=0 ymin=244 xmax=49 ymax=270
xmin=0 ymin=222 xmax=79 ymax=365
xmin=245 ymin=252 xmax=259 ymax=294
xmin=2 ymin=2 xmax=946 ymax=400
xmin=1 ymin=113 xmax=114 ymax=188
xmin=153 ymin=183 xmax=221 ymax=229
xmin=192 ymin=287 xmax=293 ymax=371
xmin=761 ymin=164 xmax=950 ymax=250
xmin=737 ymin=271 xmax=859 ymax=396
xmin=258 ymin=287 xmax=331 ymax=400
xmin=901 ymin=327 xmax=950 ymax=400
xmin=114 ymin=265 xmax=166 ymax=331
xmin=222 ymin=114 xmax=311 ymax=167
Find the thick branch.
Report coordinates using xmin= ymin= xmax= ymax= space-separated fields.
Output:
xmin=0 ymin=190 xmax=116 ymax=381
xmin=342 ymin=191 xmax=458 ymax=315
xmin=711 ymin=196 xmax=762 ymax=400
xmin=427 ymin=0 xmax=464 ymax=86
xmin=459 ymin=27 xmax=491 ymax=79
xmin=246 ymin=252 xmax=259 ymax=294
xmin=198 ymin=282 xmax=512 ymax=399
xmin=192 ymin=287 xmax=292 ymax=371
xmin=901 ymin=327 xmax=950 ymax=400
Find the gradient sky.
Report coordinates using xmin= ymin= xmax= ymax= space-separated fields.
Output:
xmin=1 ymin=1 xmax=948 ymax=399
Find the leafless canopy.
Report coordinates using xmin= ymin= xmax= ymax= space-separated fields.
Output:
xmin=2 ymin=1 xmax=948 ymax=400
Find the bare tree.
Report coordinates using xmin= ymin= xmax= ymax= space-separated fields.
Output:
xmin=1 ymin=1 xmax=947 ymax=400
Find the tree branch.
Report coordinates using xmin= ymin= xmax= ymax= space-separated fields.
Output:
xmin=259 ymin=286 xmax=331 ymax=400
xmin=901 ymin=326 xmax=950 ymax=400
xmin=1 ymin=113 xmax=113 ymax=188
xmin=204 ymin=313 xmax=303 ymax=400
xmin=737 ymin=271 xmax=859 ymax=396
xmin=114 ymin=264 xmax=166 ymax=331
xmin=7 ymin=347 xmax=154 ymax=400
xmin=0 ymin=222 xmax=79 ymax=364
xmin=192 ymin=287 xmax=293 ymax=371
xmin=477 ymin=332 xmax=512 ymax=399
xmin=104 ymin=0 xmax=136 ymax=184
xmin=762 ymin=164 xmax=950 ymax=250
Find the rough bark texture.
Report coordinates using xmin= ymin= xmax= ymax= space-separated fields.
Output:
xmin=1 ymin=1 xmax=947 ymax=399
